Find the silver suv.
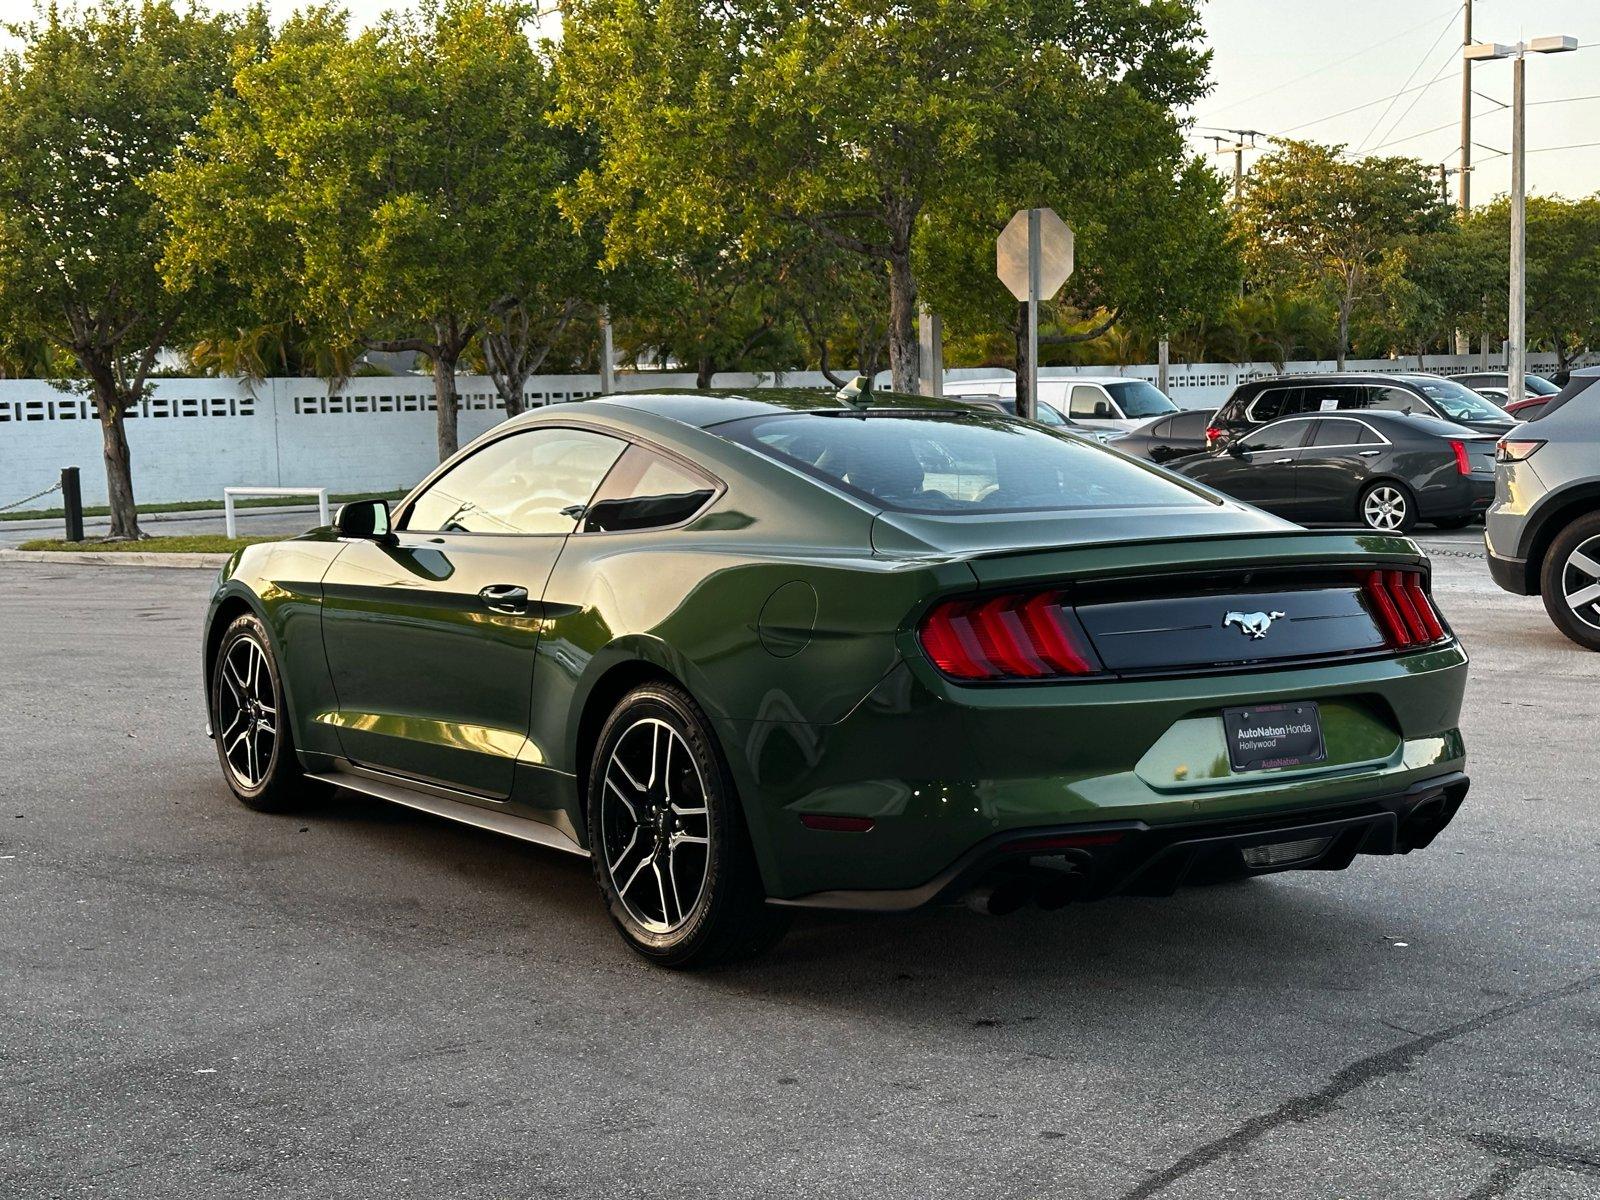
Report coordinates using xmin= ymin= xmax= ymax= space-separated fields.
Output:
xmin=1486 ymin=366 xmax=1600 ymax=649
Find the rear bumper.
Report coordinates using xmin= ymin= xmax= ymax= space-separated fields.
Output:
xmin=772 ymin=772 xmax=1469 ymax=911
xmin=1486 ymin=548 xmax=1533 ymax=595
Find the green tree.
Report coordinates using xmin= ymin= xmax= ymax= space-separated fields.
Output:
xmin=159 ymin=0 xmax=586 ymax=461
xmin=0 ymin=1 xmax=264 ymax=538
xmin=1237 ymin=140 xmax=1450 ymax=369
xmin=1462 ymin=195 xmax=1600 ymax=371
xmin=557 ymin=0 xmax=1211 ymax=393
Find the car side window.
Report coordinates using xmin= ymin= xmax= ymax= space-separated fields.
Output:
xmin=1241 ymin=421 xmax=1311 ymax=452
xmin=1310 ymin=418 xmax=1365 ymax=447
xmin=1170 ymin=411 xmax=1210 ymax=436
xmin=1069 ymin=385 xmax=1114 ymax=420
xmin=404 ymin=428 xmax=626 ymax=535
xmin=1368 ymin=387 xmax=1422 ymax=415
xmin=1146 ymin=417 xmax=1172 ymax=438
xmin=1357 ymin=424 xmax=1384 ymax=445
xmin=581 ymin=445 xmax=718 ymax=533
xmin=1247 ymin=387 xmax=1298 ymax=423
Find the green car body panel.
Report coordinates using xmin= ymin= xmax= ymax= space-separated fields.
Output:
xmin=204 ymin=389 xmax=1469 ymax=906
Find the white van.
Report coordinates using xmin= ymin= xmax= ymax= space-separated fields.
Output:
xmin=945 ymin=374 xmax=1179 ymax=434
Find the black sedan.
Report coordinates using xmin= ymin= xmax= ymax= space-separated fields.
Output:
xmin=1177 ymin=411 xmax=1496 ymax=532
xmin=1114 ymin=408 xmax=1217 ymax=465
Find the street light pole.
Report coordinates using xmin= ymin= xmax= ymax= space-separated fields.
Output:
xmin=1509 ymin=51 xmax=1526 ymax=408
xmin=1464 ymin=34 xmax=1578 ymax=408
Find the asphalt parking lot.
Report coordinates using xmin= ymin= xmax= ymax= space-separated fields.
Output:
xmin=2 ymin=532 xmax=1597 ymax=1200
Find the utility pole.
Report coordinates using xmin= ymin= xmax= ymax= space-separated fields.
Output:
xmin=1454 ymin=0 xmax=1473 ymax=355
xmin=1459 ymin=0 xmax=1472 ymax=215
xmin=1207 ymin=129 xmax=1263 ymax=202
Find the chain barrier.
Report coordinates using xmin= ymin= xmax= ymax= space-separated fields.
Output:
xmin=0 ymin=480 xmax=63 ymax=514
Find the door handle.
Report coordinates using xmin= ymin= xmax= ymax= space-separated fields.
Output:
xmin=478 ymin=584 xmax=530 ymax=613
xmin=1359 ymin=450 xmax=1381 ymax=457
xmin=1271 ymin=457 xmax=1294 ymax=465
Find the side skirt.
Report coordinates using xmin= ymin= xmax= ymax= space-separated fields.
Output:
xmin=307 ymin=764 xmax=589 ymax=858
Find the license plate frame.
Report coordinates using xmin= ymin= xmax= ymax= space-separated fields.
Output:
xmin=1222 ymin=702 xmax=1327 ymax=772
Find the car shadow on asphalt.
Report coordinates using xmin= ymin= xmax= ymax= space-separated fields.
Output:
xmin=300 ymin=785 xmax=1393 ymax=1015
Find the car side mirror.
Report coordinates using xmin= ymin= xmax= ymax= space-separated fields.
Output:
xmin=335 ymin=499 xmax=394 ymax=543
xmin=1227 ymin=442 xmax=1247 ymax=458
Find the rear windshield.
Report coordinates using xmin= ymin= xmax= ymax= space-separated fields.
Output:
xmin=715 ymin=411 xmax=1213 ymax=515
xmin=1104 ymin=380 xmax=1178 ymax=418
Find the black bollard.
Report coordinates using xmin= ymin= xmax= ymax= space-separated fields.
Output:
xmin=61 ymin=466 xmax=84 ymax=543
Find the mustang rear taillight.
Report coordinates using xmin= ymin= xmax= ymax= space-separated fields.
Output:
xmin=1363 ymin=570 xmax=1447 ymax=649
xmin=1205 ymin=425 xmax=1224 ymax=447
xmin=918 ymin=591 xmax=1101 ymax=681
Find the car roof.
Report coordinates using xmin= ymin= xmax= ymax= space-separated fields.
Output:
xmin=1243 ymin=373 xmax=1418 ymax=387
xmin=1262 ymin=409 xmax=1481 ymax=438
xmin=513 ymin=387 xmax=979 ymax=430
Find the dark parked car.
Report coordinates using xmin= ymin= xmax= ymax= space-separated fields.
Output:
xmin=1179 ymin=410 xmax=1496 ymax=532
xmin=1449 ymin=372 xmax=1561 ymax=420
xmin=203 ymin=389 xmax=1469 ymax=967
xmin=1115 ymin=408 xmax=1218 ymax=465
xmin=1206 ymin=373 xmax=1517 ymax=447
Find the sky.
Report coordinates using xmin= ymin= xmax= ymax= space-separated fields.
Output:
xmin=0 ymin=0 xmax=1594 ymax=204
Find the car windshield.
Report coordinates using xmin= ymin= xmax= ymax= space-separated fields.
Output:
xmin=716 ymin=411 xmax=1212 ymax=515
xmin=1526 ymin=375 xmax=1560 ymax=396
xmin=1410 ymin=377 xmax=1513 ymax=422
xmin=1104 ymin=380 xmax=1178 ymax=418
xmin=1035 ymin=401 xmax=1069 ymax=427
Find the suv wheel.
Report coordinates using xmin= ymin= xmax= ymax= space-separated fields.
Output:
xmin=1540 ymin=513 xmax=1600 ymax=651
xmin=588 ymin=682 xmax=790 ymax=967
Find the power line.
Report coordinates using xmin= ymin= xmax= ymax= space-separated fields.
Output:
xmin=1277 ymin=76 xmax=1453 ymax=136
xmin=1356 ymin=8 xmax=1462 ymax=152
xmin=1195 ymin=4 xmax=1463 ymax=121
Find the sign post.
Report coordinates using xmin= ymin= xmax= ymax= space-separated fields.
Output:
xmin=997 ymin=208 xmax=1073 ymax=421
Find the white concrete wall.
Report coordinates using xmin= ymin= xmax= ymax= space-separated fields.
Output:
xmin=0 ymin=370 xmax=833 ymax=507
xmin=0 ymin=357 xmax=1574 ymax=508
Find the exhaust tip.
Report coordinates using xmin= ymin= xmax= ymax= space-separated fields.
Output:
xmin=964 ymin=877 xmax=1030 ymax=916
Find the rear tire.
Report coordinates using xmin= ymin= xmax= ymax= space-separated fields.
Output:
xmin=1359 ymin=481 xmax=1417 ymax=533
xmin=210 ymin=613 xmax=326 ymax=812
xmin=587 ymin=682 xmax=790 ymax=967
xmin=1540 ymin=512 xmax=1600 ymax=652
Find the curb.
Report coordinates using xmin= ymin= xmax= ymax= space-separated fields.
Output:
xmin=0 ymin=548 xmax=228 ymax=570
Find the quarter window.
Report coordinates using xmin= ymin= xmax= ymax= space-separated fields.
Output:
xmin=1247 ymin=387 xmax=1300 ymax=423
xmin=1368 ymin=387 xmax=1425 ymax=415
xmin=404 ymin=428 xmax=625 ymax=535
xmin=581 ymin=445 xmax=718 ymax=533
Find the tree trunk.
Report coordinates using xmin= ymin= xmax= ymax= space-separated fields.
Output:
xmin=431 ymin=351 xmax=460 ymax=462
xmin=696 ymin=357 xmax=714 ymax=389
xmin=82 ymin=362 xmax=141 ymax=540
xmin=1336 ymin=295 xmax=1352 ymax=371
xmin=99 ymin=406 xmax=140 ymax=541
xmin=886 ymin=245 xmax=919 ymax=394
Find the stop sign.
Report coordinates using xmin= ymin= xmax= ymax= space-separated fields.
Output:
xmin=996 ymin=208 xmax=1074 ymax=301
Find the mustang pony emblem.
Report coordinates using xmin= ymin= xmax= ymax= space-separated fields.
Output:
xmin=1224 ymin=610 xmax=1287 ymax=639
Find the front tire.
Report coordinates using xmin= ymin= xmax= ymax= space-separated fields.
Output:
xmin=588 ymin=682 xmax=789 ymax=967
xmin=210 ymin=613 xmax=324 ymax=812
xmin=1540 ymin=513 xmax=1600 ymax=651
xmin=1360 ymin=481 xmax=1417 ymax=533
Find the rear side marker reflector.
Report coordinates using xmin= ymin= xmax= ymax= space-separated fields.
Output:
xmin=918 ymin=591 xmax=1101 ymax=681
xmin=800 ymin=814 xmax=875 ymax=832
xmin=1364 ymin=570 xmax=1447 ymax=648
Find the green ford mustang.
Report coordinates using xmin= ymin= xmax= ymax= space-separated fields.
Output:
xmin=204 ymin=389 xmax=1469 ymax=966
